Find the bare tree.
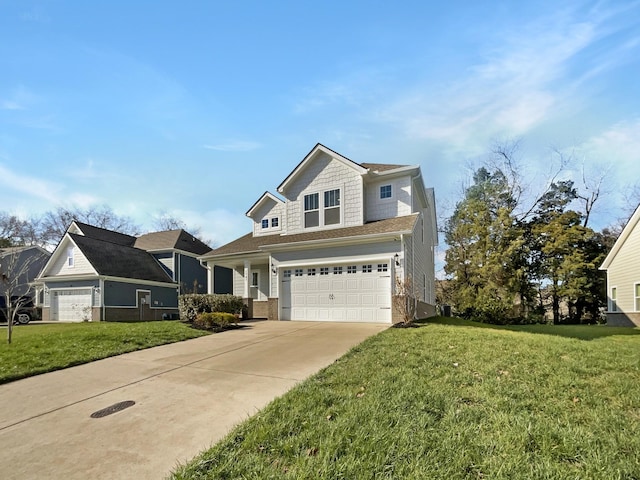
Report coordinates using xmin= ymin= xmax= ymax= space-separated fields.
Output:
xmin=393 ymin=275 xmax=417 ymax=326
xmin=151 ymin=211 xmax=211 ymax=245
xmin=38 ymin=206 xmax=141 ymax=247
xmin=0 ymin=247 xmax=48 ymax=344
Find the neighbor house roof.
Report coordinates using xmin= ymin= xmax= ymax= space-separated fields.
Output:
xmin=134 ymin=230 xmax=211 ymax=255
xmin=73 ymin=221 xmax=137 ymax=246
xmin=204 ymin=214 xmax=418 ymax=257
xmin=69 ymin=233 xmax=174 ymax=283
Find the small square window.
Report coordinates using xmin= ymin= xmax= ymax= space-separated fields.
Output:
xmin=320 ymin=267 xmax=329 ymax=275
xmin=362 ymin=264 xmax=372 ymax=273
xmin=380 ymin=185 xmax=392 ymax=199
xmin=333 ymin=266 xmax=343 ymax=275
xmin=377 ymin=263 xmax=388 ymax=272
xmin=271 ymin=217 xmax=279 ymax=227
xmin=294 ymin=269 xmax=304 ymax=277
xmin=283 ymin=270 xmax=292 ymax=278
xmin=308 ymin=268 xmax=316 ymax=276
xmin=261 ymin=219 xmax=269 ymax=229
xmin=347 ymin=265 xmax=357 ymax=274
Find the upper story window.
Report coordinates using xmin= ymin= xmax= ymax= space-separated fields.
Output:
xmin=304 ymin=189 xmax=341 ymax=228
xmin=67 ymin=247 xmax=74 ymax=267
xmin=380 ymin=185 xmax=392 ymax=199
xmin=261 ymin=219 xmax=269 ymax=229
xmin=324 ymin=189 xmax=341 ymax=225
xmin=271 ymin=217 xmax=279 ymax=227
xmin=304 ymin=193 xmax=320 ymax=228
xmin=610 ymin=287 xmax=618 ymax=312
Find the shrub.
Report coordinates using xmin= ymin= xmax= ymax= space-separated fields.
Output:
xmin=178 ymin=294 xmax=244 ymax=322
xmin=193 ymin=312 xmax=238 ymax=331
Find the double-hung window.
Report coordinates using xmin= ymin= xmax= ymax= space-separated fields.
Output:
xmin=304 ymin=193 xmax=320 ymax=228
xmin=635 ymin=284 xmax=640 ymax=311
xmin=304 ymin=189 xmax=341 ymax=228
xmin=261 ymin=219 xmax=269 ymax=229
xmin=324 ymin=189 xmax=341 ymax=225
xmin=610 ymin=287 xmax=618 ymax=312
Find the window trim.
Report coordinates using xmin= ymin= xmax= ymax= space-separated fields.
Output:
xmin=610 ymin=286 xmax=618 ymax=312
xmin=380 ymin=184 xmax=393 ymax=200
xmin=302 ymin=188 xmax=343 ymax=229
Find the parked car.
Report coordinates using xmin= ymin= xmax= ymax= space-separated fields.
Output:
xmin=0 ymin=296 xmax=35 ymax=324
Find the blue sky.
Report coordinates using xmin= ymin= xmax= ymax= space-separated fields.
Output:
xmin=2 ymin=0 xmax=639 ymax=258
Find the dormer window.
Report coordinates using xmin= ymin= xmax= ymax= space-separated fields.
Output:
xmin=380 ymin=185 xmax=392 ymax=199
xmin=261 ymin=219 xmax=269 ymax=229
xmin=271 ymin=217 xmax=279 ymax=227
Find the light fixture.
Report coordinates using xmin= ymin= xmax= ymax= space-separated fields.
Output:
xmin=394 ymin=253 xmax=400 ymax=266
xmin=271 ymin=263 xmax=277 ymax=275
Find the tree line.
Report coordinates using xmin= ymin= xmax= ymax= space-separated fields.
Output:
xmin=0 ymin=205 xmax=206 ymax=249
xmin=441 ymin=144 xmax=632 ymax=325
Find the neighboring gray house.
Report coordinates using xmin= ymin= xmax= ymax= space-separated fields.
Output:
xmin=199 ymin=143 xmax=438 ymax=324
xmin=0 ymin=245 xmax=50 ymax=305
xmin=37 ymin=221 xmax=230 ymax=322
xmin=600 ymin=204 xmax=640 ymax=326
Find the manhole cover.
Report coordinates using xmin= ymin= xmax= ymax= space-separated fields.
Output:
xmin=90 ymin=400 xmax=136 ymax=418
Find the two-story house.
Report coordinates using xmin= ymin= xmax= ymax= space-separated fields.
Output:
xmin=199 ymin=143 xmax=438 ymax=324
xmin=599 ymin=204 xmax=640 ymax=326
xmin=37 ymin=221 xmax=231 ymax=322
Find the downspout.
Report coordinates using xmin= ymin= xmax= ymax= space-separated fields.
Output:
xmin=100 ymin=278 xmax=105 ymax=321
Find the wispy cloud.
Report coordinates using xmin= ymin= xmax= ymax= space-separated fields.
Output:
xmin=1 ymin=85 xmax=37 ymax=111
xmin=374 ymin=3 xmax=637 ymax=157
xmin=203 ymin=141 xmax=262 ymax=152
xmin=0 ymin=163 xmax=62 ymax=204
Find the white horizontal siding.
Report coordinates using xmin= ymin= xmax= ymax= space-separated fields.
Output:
xmin=365 ymin=176 xmax=413 ymax=222
xmin=607 ymin=223 xmax=640 ymax=313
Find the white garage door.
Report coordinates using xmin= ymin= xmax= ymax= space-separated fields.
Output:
xmin=51 ymin=289 xmax=93 ymax=322
xmin=280 ymin=263 xmax=391 ymax=323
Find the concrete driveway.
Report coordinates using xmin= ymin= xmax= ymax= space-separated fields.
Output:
xmin=0 ymin=320 xmax=386 ymax=480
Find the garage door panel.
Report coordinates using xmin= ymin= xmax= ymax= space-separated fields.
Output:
xmin=281 ymin=263 xmax=391 ymax=323
xmin=52 ymin=289 xmax=92 ymax=322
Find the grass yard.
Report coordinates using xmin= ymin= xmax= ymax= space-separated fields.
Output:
xmin=172 ymin=317 xmax=640 ymax=480
xmin=0 ymin=321 xmax=209 ymax=384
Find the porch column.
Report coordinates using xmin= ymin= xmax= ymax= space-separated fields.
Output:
xmin=243 ymin=260 xmax=253 ymax=319
xmin=207 ymin=263 xmax=215 ymax=294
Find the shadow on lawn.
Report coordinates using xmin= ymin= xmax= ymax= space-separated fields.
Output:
xmin=418 ymin=316 xmax=640 ymax=341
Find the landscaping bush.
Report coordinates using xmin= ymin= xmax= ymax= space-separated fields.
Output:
xmin=178 ymin=294 xmax=244 ymax=322
xmin=193 ymin=312 xmax=238 ymax=331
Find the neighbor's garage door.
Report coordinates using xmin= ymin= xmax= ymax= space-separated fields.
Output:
xmin=51 ymin=289 xmax=92 ymax=322
xmin=280 ymin=263 xmax=391 ymax=323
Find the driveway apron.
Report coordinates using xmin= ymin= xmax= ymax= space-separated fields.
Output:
xmin=0 ymin=320 xmax=386 ymax=480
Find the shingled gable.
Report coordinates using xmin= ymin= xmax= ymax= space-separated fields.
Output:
xmin=69 ymin=233 xmax=173 ymax=283
xmin=246 ymin=192 xmax=285 ymax=217
xmin=277 ymin=143 xmax=368 ymax=193
xmin=205 ymin=214 xmax=418 ymax=257
xmin=134 ymin=229 xmax=211 ymax=255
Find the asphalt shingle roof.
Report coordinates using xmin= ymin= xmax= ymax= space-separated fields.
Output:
xmin=69 ymin=233 xmax=173 ymax=283
xmin=206 ymin=214 xmax=418 ymax=257
xmin=134 ymin=230 xmax=211 ymax=255
xmin=74 ymin=221 xmax=136 ymax=246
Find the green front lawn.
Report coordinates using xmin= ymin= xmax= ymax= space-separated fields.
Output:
xmin=0 ymin=321 xmax=209 ymax=384
xmin=172 ymin=317 xmax=640 ymax=479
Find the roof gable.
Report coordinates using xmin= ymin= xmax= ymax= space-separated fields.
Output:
xmin=600 ymin=204 xmax=640 ymax=270
xmin=277 ymin=143 xmax=367 ymax=193
xmin=246 ymin=192 xmax=285 ymax=217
